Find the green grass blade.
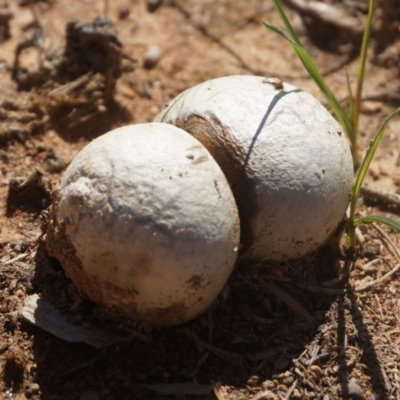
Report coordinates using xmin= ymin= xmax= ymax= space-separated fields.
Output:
xmin=271 ymin=0 xmax=301 ymax=45
xmin=350 ymin=107 xmax=400 ymax=222
xmin=262 ymin=22 xmax=296 ymax=44
xmin=353 ymin=0 xmax=375 ymax=140
xmin=354 ymin=215 xmax=400 ymax=231
xmin=344 ymin=67 xmax=358 ymax=165
xmin=345 ymin=68 xmax=354 ymax=131
xmin=263 ymin=22 xmax=352 ymax=136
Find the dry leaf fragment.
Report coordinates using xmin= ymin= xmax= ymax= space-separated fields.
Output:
xmin=21 ymin=294 xmax=113 ymax=348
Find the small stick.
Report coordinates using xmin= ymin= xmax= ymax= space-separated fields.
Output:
xmin=168 ymin=0 xmax=270 ymax=77
xmin=284 ymin=379 xmax=298 ymax=400
xmin=354 ymin=263 xmax=400 ymax=291
xmin=262 ymin=280 xmax=315 ymax=323
xmin=305 ymin=345 xmax=320 ymax=368
xmin=355 ymin=226 xmax=365 ymax=246
xmin=371 ymin=222 xmax=400 ymax=261
xmin=284 ymin=0 xmax=362 ymax=31
xmin=361 ymin=185 xmax=400 ymax=208
xmin=359 ymin=258 xmax=381 ymax=272
xmin=9 ymin=169 xmax=45 ymax=197
xmin=47 ymin=73 xmax=92 ymax=97
xmin=3 ymin=253 xmax=28 ymax=265
xmin=304 ymin=352 xmax=330 ymax=366
xmin=250 ymin=390 xmax=278 ymax=400
xmin=182 ymin=329 xmax=286 ymax=362
xmin=58 ymin=332 xmax=138 ymax=377
xmin=306 ymin=262 xmax=400 ymax=293
xmin=182 ymin=329 xmax=244 ymax=362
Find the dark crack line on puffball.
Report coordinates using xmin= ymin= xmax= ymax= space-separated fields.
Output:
xmin=243 ymin=89 xmax=302 ymax=168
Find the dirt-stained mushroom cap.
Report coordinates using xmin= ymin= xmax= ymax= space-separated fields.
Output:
xmin=156 ymin=75 xmax=354 ymax=261
xmin=46 ymin=122 xmax=240 ymax=326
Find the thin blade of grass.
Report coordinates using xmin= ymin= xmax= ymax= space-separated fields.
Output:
xmin=263 ymin=22 xmax=351 ymax=136
xmin=345 ymin=67 xmax=358 ymax=165
xmin=351 ymin=108 xmax=400 ymax=220
xmin=262 ymin=22 xmax=296 ymax=43
xmin=353 ymin=0 xmax=375 ymax=146
xmin=271 ymin=0 xmax=301 ymax=45
xmin=345 ymin=68 xmax=354 ymax=131
xmin=348 ymin=107 xmax=400 ymax=248
xmin=354 ymin=215 xmax=400 ymax=231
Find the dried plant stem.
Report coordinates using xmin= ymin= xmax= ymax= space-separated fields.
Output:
xmin=284 ymin=379 xmax=298 ymax=400
xmin=262 ymin=280 xmax=315 ymax=322
xmin=368 ymin=217 xmax=400 ymax=261
xmin=355 ymin=263 xmax=400 ymax=291
xmin=306 ymin=219 xmax=400 ymax=294
xmin=361 ymin=185 xmax=400 ymax=208
xmin=307 ymin=260 xmax=400 ymax=294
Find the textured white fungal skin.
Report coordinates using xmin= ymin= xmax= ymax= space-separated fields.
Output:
xmin=55 ymin=122 xmax=240 ymax=326
xmin=155 ymin=75 xmax=354 ymax=261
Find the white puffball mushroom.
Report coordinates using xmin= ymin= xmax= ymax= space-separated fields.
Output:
xmin=156 ymin=75 xmax=354 ymax=261
xmin=45 ymin=122 xmax=240 ymax=326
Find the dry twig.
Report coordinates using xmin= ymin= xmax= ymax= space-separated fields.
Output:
xmin=284 ymin=0 xmax=363 ymax=32
xmin=262 ymin=280 xmax=315 ymax=322
xmin=169 ymin=0 xmax=268 ymax=77
xmin=182 ymin=329 xmax=288 ymax=362
xmin=355 ymin=263 xmax=400 ymax=291
xmin=361 ymin=185 xmax=400 ymax=208
xmin=371 ymin=222 xmax=400 ymax=261
xmin=284 ymin=379 xmax=298 ymax=400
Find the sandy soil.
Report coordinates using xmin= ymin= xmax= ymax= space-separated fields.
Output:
xmin=1 ymin=0 xmax=400 ymax=399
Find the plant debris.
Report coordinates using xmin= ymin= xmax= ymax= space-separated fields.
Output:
xmin=1 ymin=0 xmax=400 ymax=399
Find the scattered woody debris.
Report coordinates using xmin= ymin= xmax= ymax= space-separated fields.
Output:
xmin=10 ymin=15 xmax=136 ymax=139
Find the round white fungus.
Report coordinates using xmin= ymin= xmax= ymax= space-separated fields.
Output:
xmin=155 ymin=75 xmax=354 ymax=261
xmin=45 ymin=122 xmax=240 ymax=326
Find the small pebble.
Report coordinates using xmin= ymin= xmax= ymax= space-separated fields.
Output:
xmin=143 ymin=46 xmax=162 ymax=69
xmin=348 ymin=378 xmax=364 ymax=398
xmin=340 ymin=378 xmax=364 ymax=399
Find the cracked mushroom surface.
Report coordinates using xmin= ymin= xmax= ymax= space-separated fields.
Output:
xmin=45 ymin=122 xmax=240 ymax=326
xmin=156 ymin=75 xmax=354 ymax=261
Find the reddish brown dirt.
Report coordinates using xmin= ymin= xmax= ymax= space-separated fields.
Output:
xmin=1 ymin=1 xmax=400 ymax=399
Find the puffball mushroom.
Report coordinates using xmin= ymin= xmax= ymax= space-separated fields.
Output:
xmin=45 ymin=122 xmax=240 ymax=326
xmin=156 ymin=75 xmax=354 ymax=261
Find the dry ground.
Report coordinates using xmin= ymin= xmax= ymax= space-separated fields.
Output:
xmin=1 ymin=0 xmax=400 ymax=399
